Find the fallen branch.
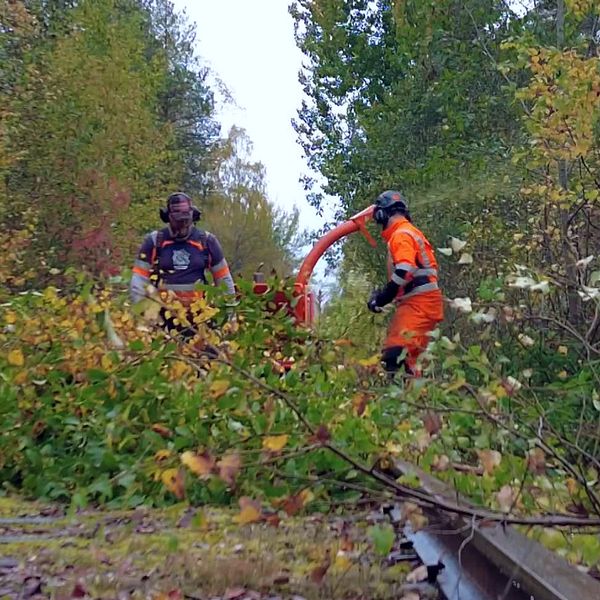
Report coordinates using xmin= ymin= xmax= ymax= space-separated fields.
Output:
xmin=187 ymin=348 xmax=600 ymax=528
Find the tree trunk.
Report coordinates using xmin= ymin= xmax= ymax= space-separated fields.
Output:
xmin=557 ymin=0 xmax=582 ymax=324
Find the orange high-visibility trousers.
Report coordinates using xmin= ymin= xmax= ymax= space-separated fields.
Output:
xmin=384 ymin=290 xmax=444 ymax=371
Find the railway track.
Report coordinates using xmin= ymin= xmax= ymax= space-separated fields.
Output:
xmin=392 ymin=459 xmax=600 ymax=600
xmin=1 ymin=466 xmax=599 ymax=599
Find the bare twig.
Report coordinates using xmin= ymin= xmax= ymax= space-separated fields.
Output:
xmin=463 ymin=383 xmax=600 ymax=515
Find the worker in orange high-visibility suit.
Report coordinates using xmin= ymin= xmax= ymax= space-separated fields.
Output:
xmin=367 ymin=190 xmax=444 ymax=375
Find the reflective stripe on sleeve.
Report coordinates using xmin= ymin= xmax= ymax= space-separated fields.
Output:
xmin=414 ymin=268 xmax=437 ymax=277
xmin=401 ymin=230 xmax=432 ymax=269
xmin=392 ymin=272 xmax=408 ymax=286
xmin=213 ymin=266 xmax=230 ymax=280
xmin=394 ymin=262 xmax=416 ymax=273
xmin=400 ymin=282 xmax=439 ymax=300
xmin=133 ymin=266 xmax=151 ymax=277
xmin=210 ymin=259 xmax=231 ymax=281
xmin=135 ymin=259 xmax=152 ymax=270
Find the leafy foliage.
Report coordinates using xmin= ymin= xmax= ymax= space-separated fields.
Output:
xmin=1 ymin=214 xmax=600 ymax=567
xmin=1 ymin=0 xmax=600 ymax=582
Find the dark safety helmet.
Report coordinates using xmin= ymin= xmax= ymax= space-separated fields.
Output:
xmin=159 ymin=192 xmax=201 ymax=223
xmin=373 ymin=190 xmax=409 ymax=227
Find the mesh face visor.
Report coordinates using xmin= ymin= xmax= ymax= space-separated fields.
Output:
xmin=168 ymin=195 xmax=193 ymax=221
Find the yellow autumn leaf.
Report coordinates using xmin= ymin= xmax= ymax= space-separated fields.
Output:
xmin=492 ymin=381 xmax=508 ymax=399
xmin=169 ymin=360 xmax=189 ymax=380
xmin=154 ymin=449 xmax=171 ymax=462
xmin=4 ymin=311 xmax=16 ymax=324
xmin=7 ymin=349 xmax=25 ymax=367
xmin=299 ymin=488 xmax=315 ymax=505
xmin=566 ymin=478 xmax=578 ymax=496
xmin=161 ymin=468 xmax=185 ymax=499
xmin=334 ymin=553 xmax=352 ymax=571
xmin=262 ymin=434 xmax=289 ymax=452
xmin=234 ymin=497 xmax=262 ymax=525
xmin=13 ymin=371 xmax=28 ymax=385
xmin=445 ymin=376 xmax=466 ymax=392
xmin=358 ymin=354 xmax=380 ymax=367
xmin=234 ymin=504 xmax=261 ymax=525
xmin=180 ymin=450 xmax=215 ymax=477
xmin=209 ymin=379 xmax=230 ymax=399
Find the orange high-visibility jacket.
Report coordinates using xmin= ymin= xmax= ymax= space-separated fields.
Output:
xmin=381 ymin=217 xmax=440 ymax=301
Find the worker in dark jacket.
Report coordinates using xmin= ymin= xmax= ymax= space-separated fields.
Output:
xmin=367 ymin=190 xmax=443 ymax=375
xmin=130 ymin=192 xmax=235 ymax=339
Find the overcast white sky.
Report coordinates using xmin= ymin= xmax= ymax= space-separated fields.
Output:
xmin=171 ymin=0 xmax=328 ymax=234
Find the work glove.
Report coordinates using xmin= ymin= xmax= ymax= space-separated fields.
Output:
xmin=367 ymin=291 xmax=383 ymax=313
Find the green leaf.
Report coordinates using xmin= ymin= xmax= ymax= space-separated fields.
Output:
xmin=369 ymin=524 xmax=395 ymax=556
xmin=129 ymin=339 xmax=145 ymax=352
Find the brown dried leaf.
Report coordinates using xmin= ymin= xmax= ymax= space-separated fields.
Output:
xmin=352 ymin=393 xmax=368 ymax=417
xmin=422 ymin=411 xmax=442 ymax=435
xmin=432 ymin=454 xmax=450 ymax=472
xmin=496 ymin=485 xmax=515 ymax=512
xmin=218 ymin=452 xmax=242 ymax=486
xmin=32 ymin=420 xmax=46 ymax=439
xmin=477 ymin=449 xmax=502 ymax=476
xmin=416 ymin=430 xmax=431 ymax=452
xmin=526 ymin=448 xmax=545 ymax=475
xmin=403 ymin=502 xmax=428 ymax=531
xmin=565 ymin=502 xmax=589 ymax=517
xmin=223 ymin=588 xmax=246 ymax=600
xmin=263 ymin=397 xmax=276 ymax=415
xmin=283 ymin=493 xmax=304 ymax=516
xmin=310 ymin=424 xmax=331 ymax=445
xmin=406 ymin=564 xmax=428 ymax=583
xmin=264 ymin=512 xmax=281 ymax=528
xmin=151 ymin=423 xmax=173 ymax=438
xmin=71 ymin=582 xmax=87 ymax=598
xmin=310 ymin=549 xmax=331 ymax=584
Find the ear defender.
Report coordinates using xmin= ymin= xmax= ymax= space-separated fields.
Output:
xmin=374 ymin=208 xmax=386 ymax=225
xmin=192 ymin=206 xmax=201 ymax=222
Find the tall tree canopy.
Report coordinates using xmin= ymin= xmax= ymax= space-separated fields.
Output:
xmin=301 ymin=0 xmax=600 ymax=348
xmin=0 ymin=0 xmax=298 ymax=277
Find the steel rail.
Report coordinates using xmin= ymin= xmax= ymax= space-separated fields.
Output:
xmin=392 ymin=459 xmax=600 ymax=600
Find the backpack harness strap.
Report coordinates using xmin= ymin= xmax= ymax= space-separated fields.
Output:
xmin=150 ymin=229 xmax=210 ymax=277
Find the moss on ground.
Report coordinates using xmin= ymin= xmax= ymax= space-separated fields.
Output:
xmin=0 ymin=496 xmax=417 ymax=599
